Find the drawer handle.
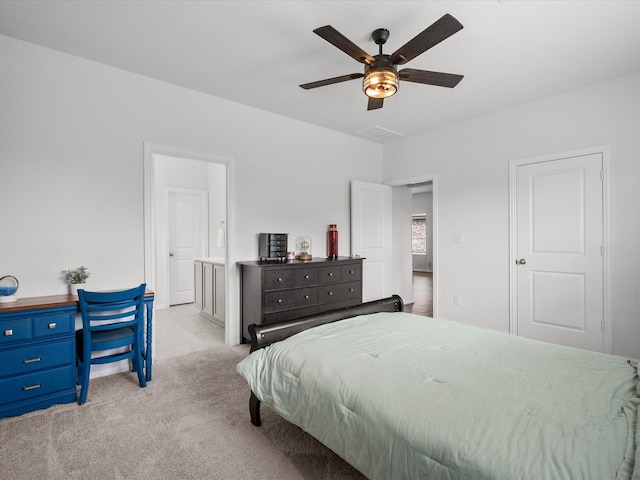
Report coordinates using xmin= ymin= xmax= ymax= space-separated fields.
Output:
xmin=349 ymin=288 xmax=354 ymax=292
xmin=4 ymin=329 xmax=13 ymax=336
xmin=23 ymin=357 xmax=42 ymax=364
xmin=48 ymin=322 xmax=57 ymax=329
xmin=23 ymin=384 xmax=41 ymax=391
xmin=349 ymin=270 xmax=354 ymax=274
xmin=327 ymin=291 xmax=333 ymax=296
xmin=328 ymin=273 xmax=333 ymax=277
xmin=277 ymin=299 xmax=283 ymax=303
xmin=304 ymin=275 xmax=309 ymax=279
xmin=277 ymin=278 xmax=283 ymax=282
xmin=304 ymin=295 xmax=309 ymax=299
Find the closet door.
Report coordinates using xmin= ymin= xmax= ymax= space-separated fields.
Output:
xmin=512 ymin=152 xmax=606 ymax=353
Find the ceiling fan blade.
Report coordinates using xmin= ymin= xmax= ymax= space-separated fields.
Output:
xmin=399 ymin=68 xmax=464 ymax=88
xmin=367 ymin=97 xmax=384 ymax=110
xmin=313 ymin=25 xmax=375 ymax=65
xmin=389 ymin=14 xmax=463 ymax=65
xmin=300 ymin=73 xmax=364 ymax=90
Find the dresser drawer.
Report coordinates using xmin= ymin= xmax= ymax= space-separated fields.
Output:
xmin=0 ymin=319 xmax=32 ymax=345
xmin=0 ymin=339 xmax=75 ymax=377
xmin=264 ymin=270 xmax=294 ymax=290
xmin=33 ymin=313 xmax=75 ymax=338
xmin=294 ymin=268 xmax=317 ymax=287
xmin=0 ymin=365 xmax=75 ymax=404
xmin=264 ymin=305 xmax=318 ymax=324
xmin=264 ymin=288 xmax=317 ymax=313
xmin=341 ymin=264 xmax=362 ymax=281
xmin=318 ymin=281 xmax=361 ymax=305
xmin=317 ymin=265 xmax=342 ymax=285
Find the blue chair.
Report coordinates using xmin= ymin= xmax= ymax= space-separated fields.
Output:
xmin=76 ymin=284 xmax=147 ymax=405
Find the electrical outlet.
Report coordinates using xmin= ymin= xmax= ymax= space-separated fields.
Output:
xmin=454 ymin=294 xmax=462 ymax=305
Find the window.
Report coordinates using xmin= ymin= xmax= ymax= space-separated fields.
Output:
xmin=412 ymin=213 xmax=427 ymax=255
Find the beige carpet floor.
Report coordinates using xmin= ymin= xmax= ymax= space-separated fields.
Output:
xmin=0 ymin=345 xmax=366 ymax=480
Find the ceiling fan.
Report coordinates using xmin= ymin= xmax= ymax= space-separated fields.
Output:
xmin=300 ymin=14 xmax=464 ymax=111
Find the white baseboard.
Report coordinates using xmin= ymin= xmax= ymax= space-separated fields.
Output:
xmin=89 ymin=360 xmax=131 ymax=379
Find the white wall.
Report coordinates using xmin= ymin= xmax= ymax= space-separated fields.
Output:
xmin=383 ymin=71 xmax=640 ymax=360
xmin=0 ymin=35 xmax=382 ymax=343
xmin=208 ymin=163 xmax=227 ymax=260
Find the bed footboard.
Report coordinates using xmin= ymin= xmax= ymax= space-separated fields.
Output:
xmin=247 ymin=295 xmax=404 ymax=427
xmin=248 ymin=295 xmax=404 ymax=352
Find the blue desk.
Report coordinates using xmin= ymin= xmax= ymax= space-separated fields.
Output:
xmin=0 ymin=291 xmax=154 ymax=418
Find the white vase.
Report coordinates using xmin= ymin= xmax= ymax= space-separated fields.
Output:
xmin=69 ymin=283 xmax=86 ymax=296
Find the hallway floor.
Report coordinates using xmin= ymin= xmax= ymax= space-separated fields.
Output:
xmin=154 ymin=303 xmax=225 ymax=359
xmin=404 ymin=271 xmax=433 ymax=317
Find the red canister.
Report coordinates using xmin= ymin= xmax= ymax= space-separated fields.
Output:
xmin=327 ymin=224 xmax=338 ymax=259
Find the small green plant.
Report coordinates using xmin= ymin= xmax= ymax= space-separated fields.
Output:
xmin=61 ymin=266 xmax=91 ymax=285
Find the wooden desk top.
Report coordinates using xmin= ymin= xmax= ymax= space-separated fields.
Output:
xmin=0 ymin=291 xmax=155 ymax=313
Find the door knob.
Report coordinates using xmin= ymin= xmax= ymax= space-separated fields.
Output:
xmin=517 ymin=258 xmax=526 ymax=265
xmin=169 ymin=253 xmax=174 ymax=257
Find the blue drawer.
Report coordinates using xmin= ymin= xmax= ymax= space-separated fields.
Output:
xmin=0 ymin=365 xmax=75 ymax=404
xmin=0 ymin=339 xmax=75 ymax=377
xmin=33 ymin=313 xmax=75 ymax=338
xmin=0 ymin=318 xmax=32 ymax=345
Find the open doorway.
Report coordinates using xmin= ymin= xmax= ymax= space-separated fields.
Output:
xmin=143 ymin=143 xmax=239 ymax=355
xmin=388 ymin=175 xmax=437 ymax=318
xmin=405 ymin=182 xmax=433 ymax=317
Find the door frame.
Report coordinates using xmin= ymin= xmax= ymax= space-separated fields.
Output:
xmin=143 ymin=142 xmax=238 ymax=346
xmin=166 ymin=187 xmax=208 ymax=306
xmin=508 ymin=145 xmax=611 ymax=353
xmin=387 ymin=174 xmax=439 ymax=319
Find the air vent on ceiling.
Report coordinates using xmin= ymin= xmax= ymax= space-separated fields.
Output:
xmin=357 ymin=125 xmax=404 ymax=143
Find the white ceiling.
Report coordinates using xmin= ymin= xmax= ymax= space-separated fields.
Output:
xmin=2 ymin=0 xmax=640 ymax=143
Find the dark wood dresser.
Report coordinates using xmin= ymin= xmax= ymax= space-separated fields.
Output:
xmin=239 ymin=257 xmax=363 ymax=341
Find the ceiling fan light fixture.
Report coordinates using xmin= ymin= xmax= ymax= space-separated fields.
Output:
xmin=363 ymin=66 xmax=398 ymax=99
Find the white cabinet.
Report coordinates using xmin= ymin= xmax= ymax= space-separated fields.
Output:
xmin=212 ymin=264 xmax=225 ymax=323
xmin=194 ymin=260 xmax=204 ymax=310
xmin=194 ymin=259 xmax=225 ymax=327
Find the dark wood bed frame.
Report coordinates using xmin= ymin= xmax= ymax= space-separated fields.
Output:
xmin=247 ymin=295 xmax=404 ymax=426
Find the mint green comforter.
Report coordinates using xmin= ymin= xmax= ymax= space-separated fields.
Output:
xmin=237 ymin=312 xmax=639 ymax=480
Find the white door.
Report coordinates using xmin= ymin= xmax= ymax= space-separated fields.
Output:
xmin=514 ymin=152 xmax=605 ymax=352
xmin=350 ymin=180 xmax=392 ymax=301
xmin=168 ymin=189 xmax=208 ymax=305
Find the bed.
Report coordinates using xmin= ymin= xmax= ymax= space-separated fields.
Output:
xmin=236 ymin=296 xmax=639 ymax=480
